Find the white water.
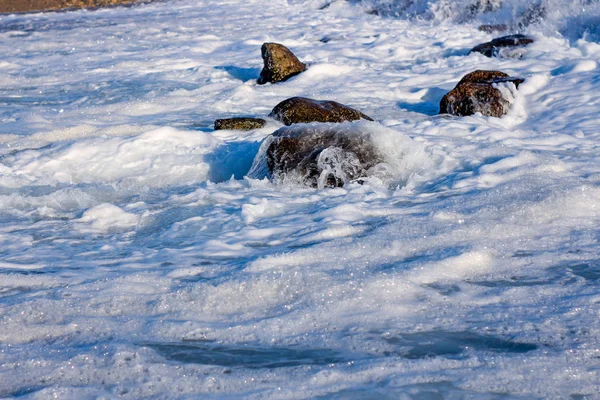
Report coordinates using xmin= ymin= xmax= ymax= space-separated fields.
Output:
xmin=343 ymin=0 xmax=600 ymax=41
xmin=0 ymin=0 xmax=599 ymax=398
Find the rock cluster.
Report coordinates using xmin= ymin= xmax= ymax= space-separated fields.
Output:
xmin=212 ymin=96 xmax=371 ymax=132
xmin=211 ymin=40 xmax=528 ymax=188
xmin=439 ymin=70 xmax=523 ymax=117
xmin=4 ymin=4 xmax=539 ymax=191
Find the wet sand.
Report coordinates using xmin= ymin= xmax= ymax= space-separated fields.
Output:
xmin=0 ymin=0 xmax=145 ymax=13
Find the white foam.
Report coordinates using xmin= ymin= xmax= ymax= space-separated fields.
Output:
xmin=241 ymin=198 xmax=286 ymax=224
xmin=409 ymin=250 xmax=495 ymax=284
xmin=75 ymin=203 xmax=140 ymax=232
xmin=2 ymin=127 xmax=218 ymax=189
xmin=0 ymin=0 xmax=599 ymax=398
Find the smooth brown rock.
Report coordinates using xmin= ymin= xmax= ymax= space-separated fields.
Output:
xmin=440 ymin=83 xmax=508 ymax=117
xmin=257 ymin=43 xmax=307 ymax=85
xmin=471 ymin=34 xmax=534 ymax=57
xmin=269 ymin=97 xmax=373 ymax=126
xmin=266 ymin=124 xmax=381 ymax=188
xmin=455 ymin=70 xmax=524 ymax=88
xmin=439 ymin=70 xmax=524 ymax=118
xmin=214 ymin=117 xmax=266 ymax=131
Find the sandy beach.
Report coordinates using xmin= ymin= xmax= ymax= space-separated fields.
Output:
xmin=0 ymin=0 xmax=145 ymax=13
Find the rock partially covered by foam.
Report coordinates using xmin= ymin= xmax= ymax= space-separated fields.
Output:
xmin=248 ymin=121 xmax=433 ymax=189
xmin=269 ymin=97 xmax=373 ymax=126
xmin=214 ymin=117 xmax=266 ymax=131
xmin=439 ymin=70 xmax=524 ymax=118
xmin=471 ymin=34 xmax=534 ymax=58
xmin=263 ymin=123 xmax=382 ymax=188
xmin=257 ymin=43 xmax=307 ymax=85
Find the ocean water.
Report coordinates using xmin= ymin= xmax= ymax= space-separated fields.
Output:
xmin=0 ymin=0 xmax=600 ymax=398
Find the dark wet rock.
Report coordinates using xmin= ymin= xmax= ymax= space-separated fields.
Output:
xmin=214 ymin=117 xmax=266 ymax=131
xmin=456 ymin=70 xmax=523 ymax=87
xmin=257 ymin=43 xmax=307 ymax=85
xmin=440 ymin=84 xmax=508 ymax=117
xmin=471 ymin=34 xmax=534 ymax=58
xmin=478 ymin=24 xmax=508 ymax=33
xmin=439 ymin=70 xmax=524 ymax=118
xmin=265 ymin=123 xmax=381 ymax=188
xmin=269 ymin=97 xmax=373 ymax=126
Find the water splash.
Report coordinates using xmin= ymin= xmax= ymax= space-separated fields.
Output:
xmin=346 ymin=0 xmax=600 ymax=41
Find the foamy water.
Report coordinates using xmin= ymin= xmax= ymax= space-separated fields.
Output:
xmin=0 ymin=0 xmax=599 ymax=398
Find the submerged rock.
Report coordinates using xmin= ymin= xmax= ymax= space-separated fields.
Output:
xmin=478 ymin=24 xmax=508 ymax=33
xmin=269 ymin=97 xmax=373 ymax=126
xmin=463 ymin=0 xmax=503 ymax=22
xmin=257 ymin=43 xmax=307 ymax=85
xmin=439 ymin=70 xmax=524 ymax=118
xmin=470 ymin=0 xmax=503 ymax=13
xmin=471 ymin=34 xmax=534 ymax=58
xmin=264 ymin=123 xmax=382 ymax=188
xmin=516 ymin=3 xmax=546 ymax=30
xmin=214 ymin=117 xmax=266 ymax=131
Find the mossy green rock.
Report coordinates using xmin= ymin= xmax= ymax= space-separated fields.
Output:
xmin=214 ymin=117 xmax=266 ymax=131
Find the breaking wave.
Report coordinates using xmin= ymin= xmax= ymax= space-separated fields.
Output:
xmin=322 ymin=0 xmax=600 ymax=41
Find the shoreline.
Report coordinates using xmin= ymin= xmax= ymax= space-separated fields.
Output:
xmin=0 ymin=0 xmax=154 ymax=14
